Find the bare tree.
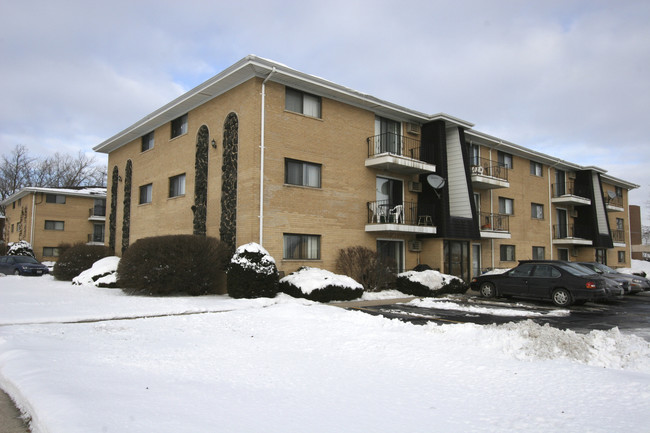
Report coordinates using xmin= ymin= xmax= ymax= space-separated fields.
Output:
xmin=0 ymin=145 xmax=35 ymax=201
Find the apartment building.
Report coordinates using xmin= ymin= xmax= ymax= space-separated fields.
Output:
xmin=1 ymin=187 xmax=107 ymax=261
xmin=94 ymin=55 xmax=637 ymax=280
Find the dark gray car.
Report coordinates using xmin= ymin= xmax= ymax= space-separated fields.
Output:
xmin=577 ymin=262 xmax=650 ymax=294
xmin=0 ymin=256 xmax=49 ymax=276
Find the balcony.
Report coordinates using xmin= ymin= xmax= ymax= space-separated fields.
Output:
xmin=470 ymin=158 xmax=509 ymax=189
xmin=552 ymin=224 xmax=592 ymax=245
xmin=365 ymin=133 xmax=436 ymax=174
xmin=87 ymin=233 xmax=105 ymax=245
xmin=89 ymin=206 xmax=106 ymax=221
xmin=604 ymin=195 xmax=624 ymax=212
xmin=612 ymin=229 xmax=626 ymax=246
xmin=365 ymin=200 xmax=436 ymax=234
xmin=478 ymin=212 xmax=511 ymax=239
xmin=551 ymin=180 xmax=591 ymax=206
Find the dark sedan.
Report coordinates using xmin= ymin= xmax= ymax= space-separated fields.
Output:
xmin=577 ymin=262 xmax=650 ymax=294
xmin=470 ymin=260 xmax=607 ymax=307
xmin=0 ymin=256 xmax=50 ymax=276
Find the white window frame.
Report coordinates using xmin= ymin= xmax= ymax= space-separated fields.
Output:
xmin=285 ymin=87 xmax=322 ymax=118
xmin=283 ymin=234 xmax=321 ymax=260
xmin=285 ymin=159 xmax=322 ymax=188
xmin=499 ymin=197 xmax=514 ymax=215
xmin=169 ymin=174 xmax=186 ymax=198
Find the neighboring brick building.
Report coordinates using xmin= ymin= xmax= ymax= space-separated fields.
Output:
xmin=1 ymin=187 xmax=106 ymax=261
xmin=94 ymin=55 xmax=638 ymax=279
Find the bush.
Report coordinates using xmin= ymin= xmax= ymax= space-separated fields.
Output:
xmin=335 ymin=246 xmax=395 ymax=291
xmin=117 ymin=235 xmax=230 ymax=296
xmin=279 ymin=267 xmax=364 ymax=302
xmin=227 ymin=243 xmax=278 ymax=299
xmin=7 ymin=240 xmax=35 ymax=258
xmin=53 ymin=243 xmax=113 ymax=281
xmin=395 ymin=270 xmax=469 ymax=297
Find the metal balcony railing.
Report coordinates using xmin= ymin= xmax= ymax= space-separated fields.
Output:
xmin=366 ymin=133 xmax=425 ymax=161
xmin=604 ymin=195 xmax=623 ymax=208
xmin=611 ymin=229 xmax=625 ymax=242
xmin=479 ymin=212 xmax=510 ymax=232
xmin=88 ymin=233 xmax=105 ymax=243
xmin=367 ymin=200 xmax=424 ymax=225
xmin=551 ymin=180 xmax=589 ymax=199
xmin=89 ymin=206 xmax=106 ymax=217
xmin=553 ymin=223 xmax=590 ymax=239
xmin=470 ymin=157 xmax=509 ymax=182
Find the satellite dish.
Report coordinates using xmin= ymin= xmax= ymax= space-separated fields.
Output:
xmin=607 ymin=191 xmax=617 ymax=199
xmin=427 ymin=174 xmax=446 ymax=190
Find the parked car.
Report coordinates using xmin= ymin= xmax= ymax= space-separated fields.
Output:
xmin=577 ymin=262 xmax=650 ymax=294
xmin=565 ymin=262 xmax=628 ymax=298
xmin=0 ymin=256 xmax=50 ymax=276
xmin=470 ymin=260 xmax=607 ymax=307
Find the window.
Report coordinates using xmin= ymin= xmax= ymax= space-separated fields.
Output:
xmin=43 ymin=247 xmax=60 ymax=257
xmin=44 ymin=220 xmax=64 ymax=230
xmin=500 ymin=245 xmax=516 ymax=261
xmin=618 ymin=251 xmax=625 ymax=263
xmin=139 ymin=183 xmax=153 ymax=204
xmin=498 ymin=151 xmax=513 ymax=169
xmin=499 ymin=197 xmax=514 ymax=215
xmin=285 ymin=159 xmax=321 ymax=188
xmin=92 ymin=224 xmax=105 ymax=243
xmin=533 ymin=265 xmax=560 ymax=278
xmin=169 ymin=174 xmax=186 ymax=198
xmin=532 ymin=246 xmax=545 ymax=260
xmin=283 ymin=234 xmax=321 ymax=260
xmin=615 ymin=186 xmax=623 ymax=198
xmin=171 ymin=114 xmax=188 ymax=138
xmin=45 ymin=194 xmax=66 ymax=204
xmin=530 ymin=161 xmax=543 ymax=176
xmin=531 ymin=203 xmax=544 ymax=219
xmin=616 ymin=218 xmax=624 ymax=230
xmin=141 ymin=131 xmax=154 ymax=152
xmin=595 ymin=249 xmax=607 ymax=265
xmin=285 ymin=87 xmax=321 ymax=118
xmin=470 ymin=145 xmax=480 ymax=166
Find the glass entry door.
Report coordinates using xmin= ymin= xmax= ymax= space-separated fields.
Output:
xmin=377 ymin=240 xmax=404 ymax=273
xmin=472 ymin=244 xmax=481 ymax=278
xmin=444 ymin=240 xmax=469 ymax=281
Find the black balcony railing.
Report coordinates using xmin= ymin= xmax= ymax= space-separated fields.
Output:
xmin=605 ymin=195 xmax=623 ymax=208
xmin=611 ymin=229 xmax=625 ymax=242
xmin=552 ymin=180 xmax=589 ymax=199
xmin=367 ymin=200 xmax=425 ymax=225
xmin=553 ymin=224 xmax=591 ymax=239
xmin=88 ymin=233 xmax=105 ymax=243
xmin=470 ymin=157 xmax=509 ymax=182
xmin=367 ymin=133 xmax=424 ymax=161
xmin=89 ymin=206 xmax=106 ymax=217
xmin=479 ymin=212 xmax=510 ymax=232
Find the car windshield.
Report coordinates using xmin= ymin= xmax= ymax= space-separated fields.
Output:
xmin=13 ymin=256 xmax=39 ymax=264
xmin=561 ymin=263 xmax=595 ymax=276
xmin=593 ymin=263 xmax=616 ymax=274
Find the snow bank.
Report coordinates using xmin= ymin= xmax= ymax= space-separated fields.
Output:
xmin=72 ymin=256 xmax=120 ymax=287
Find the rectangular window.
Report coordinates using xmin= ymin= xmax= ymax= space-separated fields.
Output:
xmin=283 ymin=234 xmax=321 ymax=260
xmin=615 ymin=186 xmax=623 ymax=198
xmin=44 ymin=220 xmax=64 ymax=231
xmin=499 ymin=197 xmax=514 ymax=215
xmin=532 ymin=246 xmax=545 ymax=260
xmin=618 ymin=251 xmax=625 ymax=263
xmin=530 ymin=161 xmax=543 ymax=176
xmin=616 ymin=218 xmax=624 ymax=230
xmin=171 ymin=114 xmax=188 ymax=139
xmin=531 ymin=203 xmax=544 ymax=219
xmin=285 ymin=159 xmax=322 ymax=188
xmin=498 ymin=151 xmax=513 ymax=169
xmin=141 ymin=131 xmax=154 ymax=152
xmin=285 ymin=87 xmax=322 ymax=118
xmin=45 ymin=194 xmax=66 ymax=204
xmin=139 ymin=184 xmax=153 ymax=204
xmin=500 ymin=245 xmax=516 ymax=261
xmin=169 ymin=174 xmax=186 ymax=198
xmin=43 ymin=247 xmax=60 ymax=257
xmin=92 ymin=224 xmax=105 ymax=243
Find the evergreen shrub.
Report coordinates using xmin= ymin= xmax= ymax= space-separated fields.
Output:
xmin=53 ymin=243 xmax=113 ymax=281
xmin=279 ymin=267 xmax=363 ymax=302
xmin=117 ymin=235 xmax=230 ymax=296
xmin=226 ymin=243 xmax=278 ymax=299
xmin=7 ymin=240 xmax=35 ymax=258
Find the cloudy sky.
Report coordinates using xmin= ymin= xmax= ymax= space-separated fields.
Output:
xmin=2 ymin=0 xmax=649 ymax=216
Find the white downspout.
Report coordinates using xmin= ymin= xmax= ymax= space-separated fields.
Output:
xmin=259 ymin=67 xmax=276 ymax=246
xmin=30 ymin=193 xmax=36 ymax=246
xmin=548 ymin=166 xmax=553 ymax=259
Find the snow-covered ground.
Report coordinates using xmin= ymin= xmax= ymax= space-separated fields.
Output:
xmin=1 ymin=274 xmax=650 ymax=432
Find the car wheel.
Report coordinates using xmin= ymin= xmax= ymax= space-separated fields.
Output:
xmin=551 ymin=288 xmax=572 ymax=307
xmin=479 ymin=282 xmax=496 ymax=298
xmin=13 ymin=269 xmax=20 ymax=276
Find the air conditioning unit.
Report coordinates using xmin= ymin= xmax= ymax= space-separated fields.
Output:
xmin=408 ymin=181 xmax=423 ymax=193
xmin=406 ymin=122 xmax=421 ymax=135
xmin=408 ymin=240 xmax=422 ymax=252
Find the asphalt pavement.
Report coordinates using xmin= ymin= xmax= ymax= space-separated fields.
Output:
xmin=0 ymin=389 xmax=29 ymax=433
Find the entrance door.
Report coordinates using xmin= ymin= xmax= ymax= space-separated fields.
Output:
xmin=472 ymin=244 xmax=481 ymax=278
xmin=444 ymin=240 xmax=469 ymax=281
xmin=556 ymin=208 xmax=568 ymax=238
xmin=377 ymin=240 xmax=404 ymax=273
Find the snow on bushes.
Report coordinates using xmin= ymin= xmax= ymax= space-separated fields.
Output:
xmin=279 ymin=267 xmax=364 ymax=302
xmin=7 ymin=240 xmax=35 ymax=257
xmin=72 ymin=256 xmax=120 ymax=288
xmin=226 ymin=243 xmax=279 ymax=299
xmin=53 ymin=244 xmax=114 ymax=281
xmin=395 ymin=269 xmax=468 ymax=297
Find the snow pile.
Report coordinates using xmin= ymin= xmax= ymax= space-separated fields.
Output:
xmin=72 ymin=256 xmax=120 ymax=287
xmin=398 ymin=269 xmax=461 ymax=289
xmin=280 ymin=267 xmax=362 ymax=294
xmin=230 ymin=242 xmax=276 ymax=275
xmin=409 ymin=298 xmax=570 ymax=317
xmin=619 ymin=259 xmax=650 ymax=277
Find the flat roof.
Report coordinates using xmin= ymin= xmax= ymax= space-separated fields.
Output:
xmin=0 ymin=187 xmax=106 ymax=206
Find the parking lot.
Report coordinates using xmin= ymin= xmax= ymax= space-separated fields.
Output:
xmin=346 ymin=292 xmax=650 ymax=341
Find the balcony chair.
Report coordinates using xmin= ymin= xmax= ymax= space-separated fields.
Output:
xmin=389 ymin=205 xmax=404 ymax=224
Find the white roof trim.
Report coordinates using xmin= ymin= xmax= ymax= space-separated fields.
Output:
xmin=1 ymin=187 xmax=106 ymax=206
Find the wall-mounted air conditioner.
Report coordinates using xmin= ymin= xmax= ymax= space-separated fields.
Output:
xmin=408 ymin=240 xmax=422 ymax=252
xmin=408 ymin=181 xmax=423 ymax=193
xmin=406 ymin=123 xmax=421 ymax=135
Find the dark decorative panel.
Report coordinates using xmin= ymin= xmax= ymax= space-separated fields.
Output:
xmin=121 ymin=160 xmax=132 ymax=253
xmin=109 ymin=166 xmax=119 ymax=252
xmin=220 ymin=113 xmax=239 ymax=253
xmin=193 ymin=125 xmax=209 ymax=236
